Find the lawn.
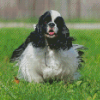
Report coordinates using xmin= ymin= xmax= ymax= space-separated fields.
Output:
xmin=0 ymin=28 xmax=100 ymax=100
xmin=0 ymin=18 xmax=100 ymax=23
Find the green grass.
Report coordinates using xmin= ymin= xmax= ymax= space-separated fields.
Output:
xmin=0 ymin=18 xmax=100 ymax=23
xmin=65 ymin=19 xmax=100 ymax=23
xmin=0 ymin=17 xmax=38 ymax=23
xmin=0 ymin=28 xmax=100 ymax=100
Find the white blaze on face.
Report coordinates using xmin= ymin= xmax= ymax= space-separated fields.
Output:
xmin=50 ymin=10 xmax=61 ymax=22
xmin=46 ymin=10 xmax=61 ymax=38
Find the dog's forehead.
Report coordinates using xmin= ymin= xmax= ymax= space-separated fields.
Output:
xmin=50 ymin=10 xmax=61 ymax=22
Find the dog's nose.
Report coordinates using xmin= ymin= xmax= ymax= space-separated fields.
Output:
xmin=48 ymin=23 xmax=55 ymax=28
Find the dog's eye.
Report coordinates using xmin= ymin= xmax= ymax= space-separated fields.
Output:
xmin=44 ymin=21 xmax=47 ymax=24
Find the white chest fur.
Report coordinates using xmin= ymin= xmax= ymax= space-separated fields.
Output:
xmin=45 ymin=47 xmax=60 ymax=67
xmin=18 ymin=43 xmax=79 ymax=83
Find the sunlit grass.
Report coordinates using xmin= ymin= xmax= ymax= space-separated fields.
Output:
xmin=0 ymin=28 xmax=100 ymax=99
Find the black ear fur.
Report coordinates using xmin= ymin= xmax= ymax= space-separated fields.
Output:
xmin=55 ymin=17 xmax=70 ymax=38
xmin=61 ymin=25 xmax=74 ymax=49
xmin=35 ymin=11 xmax=51 ymax=33
xmin=61 ymin=19 xmax=73 ymax=49
xmin=35 ymin=15 xmax=44 ymax=33
xmin=61 ymin=18 xmax=69 ymax=38
xmin=54 ymin=16 xmax=73 ymax=49
xmin=62 ymin=25 xmax=69 ymax=38
xmin=66 ymin=37 xmax=74 ymax=49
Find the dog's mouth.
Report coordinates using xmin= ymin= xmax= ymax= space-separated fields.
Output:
xmin=45 ymin=28 xmax=57 ymax=38
xmin=49 ymin=30 xmax=55 ymax=35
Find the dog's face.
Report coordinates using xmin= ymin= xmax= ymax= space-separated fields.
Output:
xmin=45 ymin=10 xmax=60 ymax=38
xmin=36 ymin=10 xmax=69 ymax=39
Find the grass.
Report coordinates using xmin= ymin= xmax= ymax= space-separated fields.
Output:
xmin=0 ymin=28 xmax=100 ymax=99
xmin=65 ymin=19 xmax=100 ymax=23
xmin=0 ymin=18 xmax=100 ymax=23
xmin=0 ymin=17 xmax=38 ymax=23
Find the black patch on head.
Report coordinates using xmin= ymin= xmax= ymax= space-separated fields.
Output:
xmin=43 ymin=11 xmax=52 ymax=24
xmin=39 ymin=11 xmax=52 ymax=25
xmin=35 ymin=11 xmax=52 ymax=33
xmin=55 ymin=17 xmax=65 ymax=27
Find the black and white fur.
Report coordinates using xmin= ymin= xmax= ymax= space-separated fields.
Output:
xmin=10 ymin=10 xmax=84 ymax=83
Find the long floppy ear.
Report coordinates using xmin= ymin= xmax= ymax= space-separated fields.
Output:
xmin=62 ymin=25 xmax=69 ymax=38
xmin=35 ymin=11 xmax=51 ymax=33
xmin=66 ymin=37 xmax=75 ymax=49
xmin=60 ymin=17 xmax=74 ymax=49
xmin=55 ymin=17 xmax=70 ymax=38
xmin=35 ymin=15 xmax=44 ymax=33
xmin=61 ymin=17 xmax=69 ymax=38
xmin=56 ymin=17 xmax=74 ymax=49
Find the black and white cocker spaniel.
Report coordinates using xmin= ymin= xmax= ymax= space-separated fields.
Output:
xmin=10 ymin=10 xmax=84 ymax=83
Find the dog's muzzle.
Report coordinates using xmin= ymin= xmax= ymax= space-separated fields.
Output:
xmin=48 ymin=23 xmax=55 ymax=28
xmin=48 ymin=22 xmax=56 ymax=35
xmin=45 ymin=22 xmax=58 ymax=38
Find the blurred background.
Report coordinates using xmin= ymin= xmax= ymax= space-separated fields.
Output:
xmin=0 ymin=0 xmax=100 ymax=23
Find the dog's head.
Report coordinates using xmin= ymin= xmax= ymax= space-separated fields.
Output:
xmin=35 ymin=10 xmax=73 ymax=49
xmin=35 ymin=10 xmax=69 ymax=39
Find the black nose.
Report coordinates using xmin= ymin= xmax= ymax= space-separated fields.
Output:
xmin=48 ymin=23 xmax=55 ymax=28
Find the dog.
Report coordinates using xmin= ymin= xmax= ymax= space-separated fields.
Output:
xmin=10 ymin=10 xmax=84 ymax=83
